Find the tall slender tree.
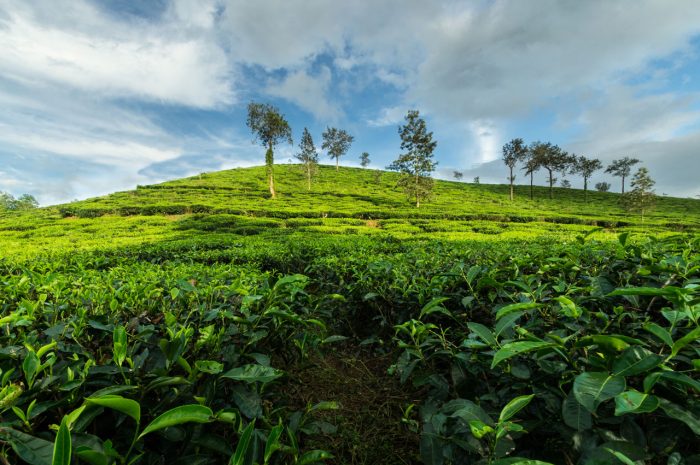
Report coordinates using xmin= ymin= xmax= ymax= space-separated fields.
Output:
xmin=387 ymin=110 xmax=438 ymax=208
xmin=572 ymin=155 xmax=603 ymax=202
xmin=322 ymin=127 xmax=354 ymax=171
xmin=622 ymin=167 xmax=655 ymax=221
xmin=605 ymin=157 xmax=640 ymax=194
xmin=295 ymin=128 xmax=318 ymax=191
xmin=524 ymin=141 xmax=548 ymax=199
xmin=502 ymin=138 xmax=528 ymax=200
xmin=246 ymin=102 xmax=292 ymax=199
xmin=537 ymin=143 xmax=573 ymax=199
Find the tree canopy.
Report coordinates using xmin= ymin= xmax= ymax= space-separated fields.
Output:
xmin=502 ymin=138 xmax=528 ymax=200
xmin=322 ymin=127 xmax=354 ymax=171
xmin=387 ymin=110 xmax=438 ymax=208
xmin=246 ymin=102 xmax=293 ymax=198
xmin=605 ymin=157 xmax=640 ymax=194
xmin=295 ymin=128 xmax=319 ymax=190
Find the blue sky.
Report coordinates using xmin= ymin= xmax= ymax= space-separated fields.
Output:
xmin=1 ymin=0 xmax=700 ymax=204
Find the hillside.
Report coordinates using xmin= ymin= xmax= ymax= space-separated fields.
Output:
xmin=0 ymin=165 xmax=699 ymax=465
xmin=1 ymin=164 xmax=699 ymax=259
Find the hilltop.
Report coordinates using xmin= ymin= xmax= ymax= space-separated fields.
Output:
xmin=0 ymin=164 xmax=698 ymax=258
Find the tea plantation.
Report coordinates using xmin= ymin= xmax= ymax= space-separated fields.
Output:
xmin=0 ymin=165 xmax=698 ymax=465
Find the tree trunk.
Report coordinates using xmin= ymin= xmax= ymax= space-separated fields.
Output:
xmin=336 ymin=157 xmax=339 ymax=171
xmin=584 ymin=177 xmax=588 ymax=202
xmin=266 ymin=143 xmax=276 ymax=199
xmin=529 ymin=172 xmax=534 ymax=200
xmin=307 ymin=165 xmax=311 ymax=191
xmin=509 ymin=167 xmax=514 ymax=201
xmin=548 ymin=169 xmax=554 ymax=199
xmin=621 ymin=175 xmax=625 ymax=194
xmin=415 ymin=171 xmax=420 ymax=208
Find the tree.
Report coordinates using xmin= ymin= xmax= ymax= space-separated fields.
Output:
xmin=595 ymin=182 xmax=611 ymax=192
xmin=502 ymin=138 xmax=528 ymax=200
xmin=560 ymin=179 xmax=571 ymax=189
xmin=622 ymin=167 xmax=655 ymax=221
xmin=246 ymin=102 xmax=292 ymax=199
xmin=572 ymin=155 xmax=603 ymax=202
xmin=522 ymin=143 xmax=543 ymax=200
xmin=322 ymin=127 xmax=354 ymax=171
xmin=387 ymin=110 xmax=438 ymax=208
xmin=605 ymin=157 xmax=640 ymax=194
xmin=453 ymin=171 xmax=463 ymax=181
xmin=360 ymin=152 xmax=370 ymax=168
xmin=473 ymin=176 xmax=480 ymax=184
xmin=536 ymin=143 xmax=573 ymax=199
xmin=295 ymin=128 xmax=318 ymax=190
xmin=0 ymin=192 xmax=38 ymax=211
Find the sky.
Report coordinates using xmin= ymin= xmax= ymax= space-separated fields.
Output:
xmin=1 ymin=0 xmax=700 ymax=205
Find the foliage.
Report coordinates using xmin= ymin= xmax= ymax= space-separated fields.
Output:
xmin=0 ymin=164 xmax=698 ymax=464
xmin=321 ymin=128 xmax=354 ymax=171
xmin=560 ymin=179 xmax=571 ymax=188
xmin=0 ymin=192 xmax=39 ymax=211
xmin=387 ymin=110 xmax=438 ymax=208
xmin=360 ymin=152 xmax=370 ymax=168
xmin=502 ymin=138 xmax=528 ymax=201
xmin=595 ymin=182 xmax=611 ymax=193
xmin=246 ymin=102 xmax=293 ymax=198
xmin=572 ymin=156 xmax=603 ymax=202
xmin=529 ymin=142 xmax=574 ymax=199
xmin=295 ymin=128 xmax=319 ymax=191
xmin=606 ymin=157 xmax=640 ymax=194
xmin=622 ymin=167 xmax=656 ymax=220
xmin=453 ymin=171 xmax=463 ymax=181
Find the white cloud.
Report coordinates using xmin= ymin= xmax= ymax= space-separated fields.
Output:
xmin=0 ymin=0 xmax=233 ymax=108
xmin=366 ymin=106 xmax=409 ymax=127
xmin=266 ymin=66 xmax=341 ymax=121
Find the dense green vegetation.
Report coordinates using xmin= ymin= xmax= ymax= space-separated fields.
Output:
xmin=0 ymin=165 xmax=698 ymax=465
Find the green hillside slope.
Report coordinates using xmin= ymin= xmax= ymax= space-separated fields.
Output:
xmin=0 ymin=165 xmax=698 ymax=464
xmin=1 ymin=164 xmax=698 ymax=258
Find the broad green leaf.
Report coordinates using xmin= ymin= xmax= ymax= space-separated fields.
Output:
xmin=0 ymin=427 xmax=53 ymax=465
xmin=467 ymin=322 xmax=497 ymax=347
xmin=491 ymin=341 xmax=555 ymax=369
xmin=577 ymin=335 xmax=630 ymax=352
xmin=603 ymin=448 xmax=636 ymax=465
xmin=221 ymin=364 xmax=283 ymax=384
xmin=229 ymin=420 xmax=255 ymax=465
xmin=614 ymin=391 xmax=660 ymax=415
xmin=139 ymin=404 xmax=213 ymax=439
xmin=658 ymin=398 xmax=700 ymax=434
xmin=554 ymin=296 xmax=581 ymax=318
xmin=562 ymin=390 xmax=591 ymax=431
xmin=642 ymin=323 xmax=673 ymax=347
xmin=498 ymin=394 xmax=534 ymax=423
xmin=75 ymin=447 xmax=108 ymax=465
xmin=612 ymin=347 xmax=663 ymax=376
xmin=52 ymin=416 xmax=71 ymax=465
xmin=195 ymin=360 xmax=223 ymax=374
xmin=86 ymin=395 xmax=140 ymax=423
xmin=573 ymin=372 xmax=626 ymax=413
xmin=643 ymin=371 xmax=700 ymax=393
xmin=495 ymin=302 xmax=539 ymax=320
xmin=494 ymin=311 xmax=524 ymax=338
xmin=608 ymin=286 xmax=680 ymax=297
xmin=112 ymin=326 xmax=127 ymax=367
xmin=264 ymin=423 xmax=283 ymax=463
xmin=298 ymin=449 xmax=334 ymax=465
xmin=419 ymin=297 xmax=451 ymax=318
xmin=669 ymin=326 xmax=700 ymax=359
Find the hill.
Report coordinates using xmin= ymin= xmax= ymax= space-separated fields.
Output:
xmin=1 ymin=164 xmax=699 ymax=258
xmin=0 ymin=165 xmax=698 ymax=465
